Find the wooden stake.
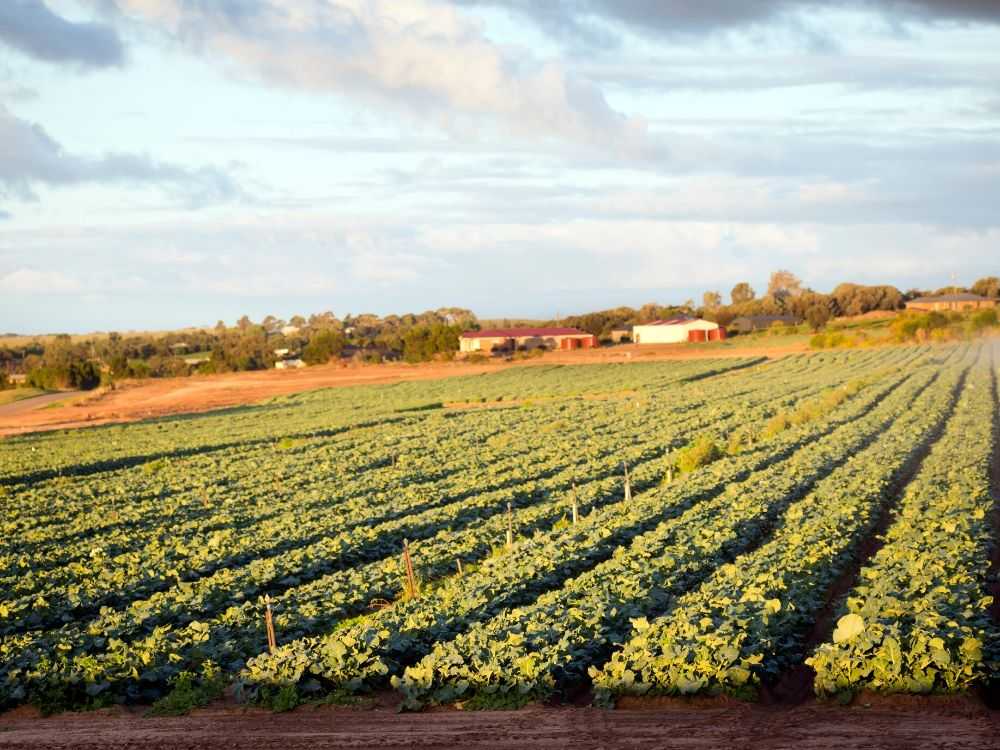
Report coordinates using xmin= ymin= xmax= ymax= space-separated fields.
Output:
xmin=506 ymin=501 xmax=514 ymax=548
xmin=571 ymin=482 xmax=579 ymax=525
xmin=264 ymin=595 xmax=277 ymax=654
xmin=624 ymin=462 xmax=632 ymax=503
xmin=667 ymin=465 xmax=674 ymax=484
xmin=456 ymin=558 xmax=464 ymax=576
xmin=403 ymin=540 xmax=418 ymax=599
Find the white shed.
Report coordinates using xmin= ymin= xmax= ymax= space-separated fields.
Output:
xmin=632 ymin=318 xmax=721 ymax=345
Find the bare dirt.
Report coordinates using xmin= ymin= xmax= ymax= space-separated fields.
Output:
xmin=1 ymin=698 xmax=998 ymax=749
xmin=0 ymin=343 xmax=803 ymax=437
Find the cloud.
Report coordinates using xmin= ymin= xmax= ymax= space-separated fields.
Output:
xmin=0 ymin=0 xmax=124 ymax=68
xmin=0 ymin=105 xmax=242 ymax=204
xmin=98 ymin=0 xmax=648 ymax=153
xmin=452 ymin=1 xmax=1000 ymax=45
xmin=0 ymin=268 xmax=82 ymax=294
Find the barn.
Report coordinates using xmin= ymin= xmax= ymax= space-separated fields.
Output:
xmin=460 ymin=327 xmax=598 ymax=354
xmin=632 ymin=318 xmax=725 ymax=344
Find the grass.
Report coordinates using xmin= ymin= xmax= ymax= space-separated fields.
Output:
xmin=0 ymin=388 xmax=49 ymax=406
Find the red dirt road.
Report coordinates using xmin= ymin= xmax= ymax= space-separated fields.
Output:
xmin=0 ymin=343 xmax=803 ymax=437
xmin=1 ymin=699 xmax=998 ymax=750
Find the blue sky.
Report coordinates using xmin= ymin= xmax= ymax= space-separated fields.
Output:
xmin=1 ymin=0 xmax=999 ymax=333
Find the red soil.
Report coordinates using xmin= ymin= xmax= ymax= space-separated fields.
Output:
xmin=0 ymin=698 xmax=998 ymax=749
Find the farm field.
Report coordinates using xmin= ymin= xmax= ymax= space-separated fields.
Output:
xmin=1 ymin=344 xmax=999 ymax=746
xmin=0 ymin=338 xmax=807 ymax=438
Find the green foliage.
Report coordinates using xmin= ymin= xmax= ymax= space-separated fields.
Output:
xmin=1 ymin=345 xmax=985 ymax=717
xmin=150 ymin=663 xmax=226 ymax=716
xmin=808 ymin=361 xmax=998 ymax=696
xmin=673 ymin=436 xmax=723 ymax=475
xmin=302 ymin=330 xmax=346 ymax=365
xmin=591 ymin=351 xmax=976 ymax=703
xmin=256 ymin=684 xmax=301 ymax=713
xmin=459 ymin=690 xmax=536 ymax=711
xmin=402 ymin=324 xmax=461 ymax=363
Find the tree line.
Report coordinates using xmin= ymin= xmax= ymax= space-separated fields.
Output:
xmin=2 ymin=273 xmax=997 ymax=390
xmin=0 ymin=308 xmax=477 ymax=391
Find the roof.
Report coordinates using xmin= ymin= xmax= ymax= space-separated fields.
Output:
xmin=461 ymin=327 xmax=588 ymax=339
xmin=908 ymin=293 xmax=990 ymax=303
xmin=635 ymin=317 xmax=703 ymax=327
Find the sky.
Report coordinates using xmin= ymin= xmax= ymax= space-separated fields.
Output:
xmin=1 ymin=1 xmax=999 ymax=334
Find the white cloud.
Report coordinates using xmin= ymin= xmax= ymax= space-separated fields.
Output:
xmin=99 ymin=0 xmax=648 ymax=152
xmin=0 ymin=267 xmax=82 ymax=293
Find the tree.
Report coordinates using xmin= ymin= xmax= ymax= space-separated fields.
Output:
xmin=767 ymin=270 xmax=804 ymax=300
xmin=702 ymin=291 xmax=722 ymax=310
xmin=237 ymin=315 xmax=253 ymax=332
xmin=302 ymin=330 xmax=345 ymax=365
xmin=0 ymin=371 xmax=8 ymax=390
xmin=806 ymin=304 xmax=832 ymax=331
xmin=730 ymin=282 xmax=755 ymax=305
xmin=971 ymin=276 xmax=1000 ymax=298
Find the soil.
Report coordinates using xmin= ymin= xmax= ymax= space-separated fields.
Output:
xmin=0 ymin=343 xmax=802 ymax=438
xmin=1 ymin=699 xmax=998 ymax=749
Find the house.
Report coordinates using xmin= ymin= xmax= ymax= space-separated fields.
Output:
xmin=460 ymin=327 xmax=598 ymax=354
xmin=729 ymin=315 xmax=800 ymax=334
xmin=632 ymin=317 xmax=725 ymax=344
xmin=275 ymin=358 xmax=306 ymax=370
xmin=905 ymin=293 xmax=996 ymax=312
xmin=610 ymin=326 xmax=633 ymax=344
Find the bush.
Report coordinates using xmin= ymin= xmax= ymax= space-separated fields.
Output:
xmin=150 ymin=663 xmax=226 ymax=716
xmin=674 ymin=436 xmax=723 ymax=475
xmin=970 ymin=308 xmax=998 ymax=331
xmin=303 ymin=330 xmax=346 ymax=365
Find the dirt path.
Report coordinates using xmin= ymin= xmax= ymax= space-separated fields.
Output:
xmin=0 ymin=344 xmax=802 ymax=438
xmin=0 ymin=700 xmax=997 ymax=749
xmin=0 ymin=392 xmax=85 ymax=419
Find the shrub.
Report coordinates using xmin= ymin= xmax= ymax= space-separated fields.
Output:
xmin=150 ymin=663 xmax=226 ymax=716
xmin=674 ymin=436 xmax=723 ymax=475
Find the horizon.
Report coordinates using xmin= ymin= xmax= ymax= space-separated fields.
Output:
xmin=0 ymin=274 xmax=985 ymax=338
xmin=2 ymin=1 xmax=999 ymax=333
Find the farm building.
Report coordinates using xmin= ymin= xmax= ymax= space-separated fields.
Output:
xmin=729 ymin=315 xmax=800 ymax=334
xmin=460 ymin=327 xmax=597 ymax=354
xmin=632 ymin=318 xmax=725 ymax=344
xmin=905 ymin=293 xmax=996 ymax=312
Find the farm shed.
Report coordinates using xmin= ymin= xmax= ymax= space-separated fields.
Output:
xmin=632 ymin=318 xmax=725 ymax=344
xmin=905 ymin=293 xmax=996 ymax=312
xmin=730 ymin=315 xmax=800 ymax=334
xmin=460 ymin=327 xmax=597 ymax=354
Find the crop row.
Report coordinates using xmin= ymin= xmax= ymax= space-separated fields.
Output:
xmin=1 ymin=353 xmax=882 ymax=631
xmin=589 ymin=348 xmax=973 ymax=703
xmin=0 ymin=351 xmax=906 ymax=707
xmin=0 ymin=358 xmax=764 ymax=484
xmin=239 ymin=353 xmax=928 ymax=703
xmin=807 ymin=347 xmax=998 ymax=696
xmin=389 ymin=348 xmax=964 ymax=708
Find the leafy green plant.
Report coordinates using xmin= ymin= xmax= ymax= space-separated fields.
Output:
xmin=150 ymin=662 xmax=226 ymax=716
